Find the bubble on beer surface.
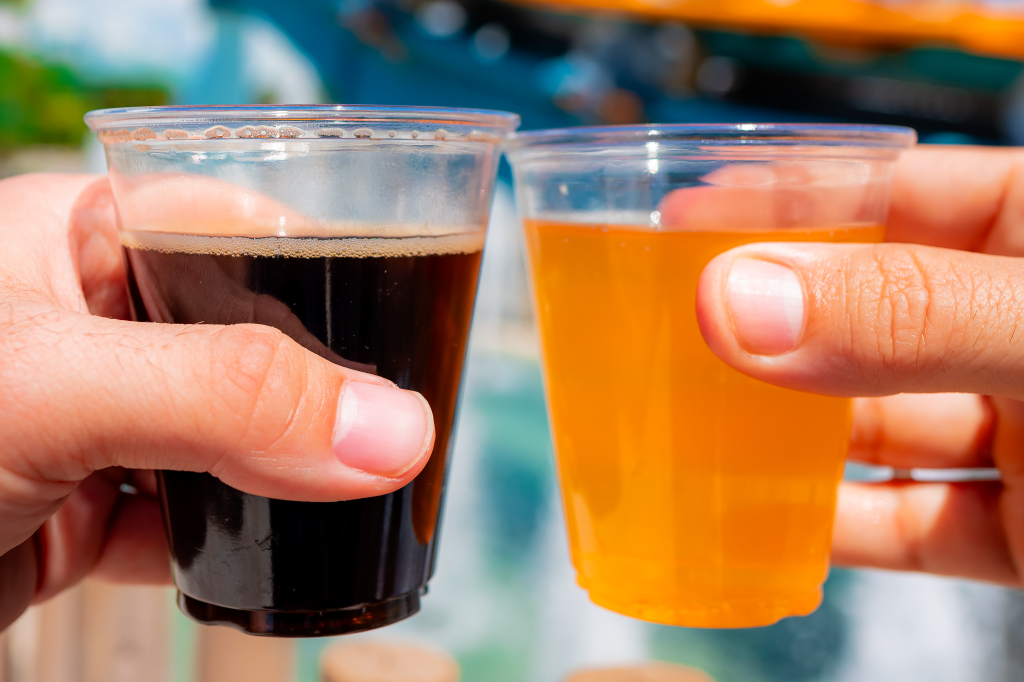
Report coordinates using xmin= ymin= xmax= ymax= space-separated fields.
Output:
xmin=353 ymin=127 xmax=373 ymax=139
xmin=434 ymin=128 xmax=449 ymax=140
xmin=235 ymin=125 xmax=284 ymax=139
xmin=320 ymin=641 xmax=460 ymax=682
xmin=99 ymin=129 xmax=133 ymax=143
xmin=204 ymin=125 xmax=232 ymax=139
xmin=467 ymin=129 xmax=498 ymax=143
xmin=120 ymin=229 xmax=485 ymax=259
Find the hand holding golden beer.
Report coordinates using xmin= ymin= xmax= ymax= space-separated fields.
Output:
xmin=508 ymin=124 xmax=914 ymax=628
xmin=696 ymin=145 xmax=1024 ymax=587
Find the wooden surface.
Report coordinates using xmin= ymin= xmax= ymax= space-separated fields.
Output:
xmin=195 ymin=625 xmax=296 ymax=682
xmin=3 ymin=583 xmax=172 ymax=682
xmin=320 ymin=641 xmax=460 ymax=682
xmin=564 ymin=662 xmax=716 ymax=682
xmin=81 ymin=583 xmax=170 ymax=682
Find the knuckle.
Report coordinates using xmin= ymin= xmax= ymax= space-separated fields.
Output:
xmin=207 ymin=325 xmax=309 ymax=452
xmin=209 ymin=324 xmax=285 ymax=395
xmin=843 ymin=245 xmax=962 ymax=381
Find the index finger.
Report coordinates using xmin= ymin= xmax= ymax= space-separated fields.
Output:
xmin=887 ymin=145 xmax=1024 ymax=254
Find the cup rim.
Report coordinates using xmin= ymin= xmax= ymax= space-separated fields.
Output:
xmin=84 ymin=104 xmax=521 ymax=132
xmin=506 ymin=123 xmax=917 ymax=153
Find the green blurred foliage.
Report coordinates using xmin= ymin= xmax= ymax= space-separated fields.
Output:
xmin=0 ymin=49 xmax=169 ymax=152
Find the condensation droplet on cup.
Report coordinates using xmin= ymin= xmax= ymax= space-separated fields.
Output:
xmin=434 ymin=129 xmax=448 ymax=140
xmin=467 ymin=130 xmax=496 ymax=142
xmin=318 ymin=128 xmax=346 ymax=138
xmin=388 ymin=131 xmax=396 ymax=138
xmin=131 ymin=128 xmax=156 ymax=141
xmin=205 ymin=125 xmax=232 ymax=139
xmin=353 ymin=128 xmax=373 ymax=139
xmin=410 ymin=131 xmax=420 ymax=139
xmin=165 ymin=129 xmax=190 ymax=140
xmin=279 ymin=126 xmax=303 ymax=138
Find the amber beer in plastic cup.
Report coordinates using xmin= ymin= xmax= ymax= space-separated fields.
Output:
xmin=506 ymin=124 xmax=914 ymax=628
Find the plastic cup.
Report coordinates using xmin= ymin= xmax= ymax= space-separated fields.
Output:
xmin=86 ymin=104 xmax=518 ymax=636
xmin=506 ymin=123 xmax=915 ymax=628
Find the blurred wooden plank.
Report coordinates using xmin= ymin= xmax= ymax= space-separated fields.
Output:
xmin=5 ymin=602 xmax=41 ymax=682
xmin=32 ymin=585 xmax=85 ymax=682
xmin=564 ymin=663 xmax=715 ymax=682
xmin=81 ymin=582 xmax=171 ymax=682
xmin=0 ymin=629 xmax=8 ymax=682
xmin=320 ymin=641 xmax=460 ymax=682
xmin=196 ymin=626 xmax=296 ymax=682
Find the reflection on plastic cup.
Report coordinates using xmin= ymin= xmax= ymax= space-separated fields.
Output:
xmin=507 ymin=124 xmax=915 ymax=628
xmin=87 ymin=105 xmax=518 ymax=637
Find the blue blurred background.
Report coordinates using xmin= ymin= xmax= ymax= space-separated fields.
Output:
xmin=3 ymin=0 xmax=1024 ymax=680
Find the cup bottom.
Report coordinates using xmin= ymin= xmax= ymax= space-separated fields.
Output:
xmin=586 ymin=585 xmax=822 ymax=629
xmin=177 ymin=588 xmax=424 ymax=638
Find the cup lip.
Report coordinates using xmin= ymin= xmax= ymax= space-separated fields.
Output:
xmin=84 ymin=104 xmax=521 ymax=132
xmin=505 ymin=123 xmax=917 ymax=154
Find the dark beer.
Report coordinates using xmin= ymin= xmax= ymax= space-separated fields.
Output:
xmin=122 ymin=230 xmax=483 ymax=637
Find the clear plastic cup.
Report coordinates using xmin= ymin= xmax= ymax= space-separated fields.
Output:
xmin=86 ymin=105 xmax=518 ymax=636
xmin=506 ymin=123 xmax=915 ymax=628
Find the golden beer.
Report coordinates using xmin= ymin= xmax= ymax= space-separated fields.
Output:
xmin=524 ymin=219 xmax=884 ymax=628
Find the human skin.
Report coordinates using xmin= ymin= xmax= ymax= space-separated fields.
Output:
xmin=0 ymin=174 xmax=436 ymax=631
xmin=695 ymin=145 xmax=1024 ymax=586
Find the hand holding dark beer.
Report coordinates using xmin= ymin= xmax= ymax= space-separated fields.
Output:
xmin=692 ymin=146 xmax=1024 ymax=587
xmin=0 ymin=173 xmax=435 ymax=632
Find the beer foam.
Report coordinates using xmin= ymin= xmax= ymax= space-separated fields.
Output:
xmin=120 ymin=230 xmax=485 ymax=258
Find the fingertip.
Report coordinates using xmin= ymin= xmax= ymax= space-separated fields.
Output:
xmin=695 ymin=251 xmax=737 ymax=360
xmin=332 ymin=382 xmax=434 ymax=480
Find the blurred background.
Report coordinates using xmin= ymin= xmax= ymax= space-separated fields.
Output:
xmin=2 ymin=0 xmax=1024 ymax=680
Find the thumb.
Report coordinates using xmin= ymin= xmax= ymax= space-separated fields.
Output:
xmin=696 ymin=241 xmax=1024 ymax=399
xmin=0 ymin=307 xmax=434 ymax=555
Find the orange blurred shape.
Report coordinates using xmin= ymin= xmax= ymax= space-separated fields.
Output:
xmin=565 ymin=662 xmax=716 ymax=682
xmin=320 ymin=640 xmax=460 ymax=682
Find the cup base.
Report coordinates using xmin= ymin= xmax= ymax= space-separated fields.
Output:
xmin=587 ymin=586 xmax=822 ymax=629
xmin=177 ymin=588 xmax=424 ymax=638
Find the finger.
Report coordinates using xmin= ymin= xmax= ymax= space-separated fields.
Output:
xmin=30 ymin=472 xmax=121 ymax=603
xmin=850 ymin=394 xmax=994 ymax=469
xmin=658 ymin=160 xmax=878 ymax=232
xmin=68 ymin=176 xmax=129 ymax=319
xmin=30 ymin=470 xmax=171 ymax=604
xmin=0 ymin=311 xmax=434 ymax=558
xmin=88 ymin=495 xmax=171 ymax=586
xmin=832 ymin=481 xmax=1017 ymax=585
xmin=110 ymin=171 xmax=314 ymax=237
xmin=124 ymin=246 xmax=377 ymax=374
xmin=887 ymin=146 xmax=1024 ymax=253
xmin=0 ymin=540 xmax=36 ymax=632
xmin=695 ymin=241 xmax=1024 ymax=399
xmin=0 ymin=173 xmax=111 ymax=313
